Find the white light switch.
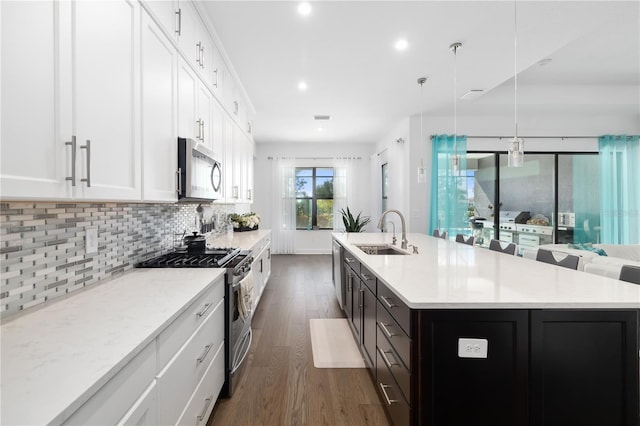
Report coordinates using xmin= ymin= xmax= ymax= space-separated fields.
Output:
xmin=85 ymin=227 xmax=98 ymax=254
xmin=458 ymin=338 xmax=488 ymax=358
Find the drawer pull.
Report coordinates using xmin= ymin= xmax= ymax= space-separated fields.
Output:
xmin=379 ymin=322 xmax=396 ymax=338
xmin=379 ymin=383 xmax=398 ymax=405
xmin=196 ymin=302 xmax=212 ymax=318
xmin=361 ymin=273 xmax=372 ymax=281
xmin=196 ymin=395 xmax=213 ymax=422
xmin=197 ymin=344 xmax=212 ymax=364
xmin=380 ymin=295 xmax=396 ymax=309
xmin=377 ymin=347 xmax=398 ymax=368
xmin=345 ymin=256 xmax=356 ymax=264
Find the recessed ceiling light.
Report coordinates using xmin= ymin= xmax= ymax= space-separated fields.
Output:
xmin=298 ymin=81 xmax=308 ymax=91
xmin=394 ymin=39 xmax=408 ymax=51
xmin=317 ymin=127 xmax=323 ymax=132
xmin=298 ymin=2 xmax=311 ymax=16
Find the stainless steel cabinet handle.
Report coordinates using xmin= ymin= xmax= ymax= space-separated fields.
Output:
xmin=234 ymin=101 xmax=238 ymax=115
xmin=200 ymin=120 xmax=205 ymax=142
xmin=233 ymin=185 xmax=239 ymax=199
xmin=345 ymin=257 xmax=356 ymax=264
xmin=379 ymin=383 xmax=398 ymax=405
xmin=359 ymin=288 xmax=364 ymax=308
xmin=200 ymin=45 xmax=204 ymax=68
xmin=196 ymin=42 xmax=201 ymax=65
xmin=196 ymin=119 xmax=203 ymax=141
xmin=377 ymin=347 xmax=398 ymax=368
xmin=213 ymin=69 xmax=218 ymax=88
xmin=361 ymin=273 xmax=372 ymax=281
xmin=176 ymin=168 xmax=182 ymax=194
xmin=65 ymin=136 xmax=76 ymax=186
xmin=379 ymin=321 xmax=396 ymax=338
xmin=267 ymin=248 xmax=271 ymax=259
xmin=196 ymin=396 xmax=213 ymax=422
xmin=175 ymin=9 xmax=182 ymax=35
xmin=196 ymin=302 xmax=212 ymax=318
xmin=197 ymin=343 xmax=212 ymax=364
xmin=260 ymin=258 xmax=263 ymax=273
xmin=247 ymin=189 xmax=252 ymax=200
xmin=80 ymin=139 xmax=91 ymax=187
xmin=380 ymin=295 xmax=396 ymax=309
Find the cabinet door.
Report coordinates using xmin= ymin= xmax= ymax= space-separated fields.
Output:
xmin=0 ymin=1 xmax=71 ymax=199
xmin=141 ymin=11 xmax=178 ymax=202
xmin=142 ymin=0 xmax=176 ymax=38
xmin=232 ymin=123 xmax=243 ymax=201
xmin=244 ymin=136 xmax=254 ymax=202
xmin=362 ymin=284 xmax=376 ymax=371
xmin=176 ymin=0 xmax=199 ymax=70
xmin=197 ymin=83 xmax=213 ymax=150
xmin=211 ymin=101 xmax=224 ymax=160
xmin=353 ymin=280 xmax=362 ymax=340
xmin=343 ymin=264 xmax=354 ymax=322
xmin=178 ymin=59 xmax=198 ymax=140
xmin=210 ymin=44 xmax=223 ymax=98
xmin=73 ymin=0 xmax=141 ymax=200
xmin=116 ymin=380 xmax=157 ymax=426
xmin=530 ymin=310 xmax=639 ymax=426
xmin=222 ymin=115 xmax=235 ymax=201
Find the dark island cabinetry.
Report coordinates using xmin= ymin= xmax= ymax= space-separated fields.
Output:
xmin=418 ymin=309 xmax=639 ymax=426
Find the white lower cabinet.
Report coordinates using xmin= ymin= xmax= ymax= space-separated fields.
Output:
xmin=251 ymin=234 xmax=271 ymax=314
xmin=176 ymin=341 xmax=225 ymax=426
xmin=156 ymin=296 xmax=224 ymax=425
xmin=117 ymin=380 xmax=158 ymax=426
xmin=63 ymin=275 xmax=225 ymax=426
xmin=62 ymin=342 xmax=157 ymax=426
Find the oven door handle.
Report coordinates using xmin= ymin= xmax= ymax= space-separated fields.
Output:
xmin=231 ymin=328 xmax=252 ymax=374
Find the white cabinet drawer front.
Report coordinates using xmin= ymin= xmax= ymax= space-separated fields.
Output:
xmin=156 ymin=297 xmax=224 ymax=425
xmin=176 ymin=341 xmax=225 ymax=426
xmin=157 ymin=276 xmax=224 ymax=370
xmin=116 ymin=379 xmax=157 ymax=426
xmin=63 ymin=341 xmax=156 ymax=426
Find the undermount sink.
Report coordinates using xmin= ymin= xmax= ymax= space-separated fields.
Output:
xmin=354 ymin=244 xmax=409 ymax=255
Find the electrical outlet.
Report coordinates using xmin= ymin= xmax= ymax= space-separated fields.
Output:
xmin=85 ymin=227 xmax=98 ymax=254
xmin=458 ymin=338 xmax=488 ymax=358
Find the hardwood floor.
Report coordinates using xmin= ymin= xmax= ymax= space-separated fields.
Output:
xmin=208 ymin=255 xmax=391 ymax=426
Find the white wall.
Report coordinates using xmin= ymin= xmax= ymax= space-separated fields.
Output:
xmin=253 ymin=142 xmax=375 ymax=254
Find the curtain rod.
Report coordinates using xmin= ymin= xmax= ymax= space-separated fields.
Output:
xmin=267 ymin=156 xmax=362 ymax=160
xmin=430 ymin=135 xmax=601 ymax=140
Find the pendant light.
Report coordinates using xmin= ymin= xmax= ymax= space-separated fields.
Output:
xmin=450 ymin=42 xmax=462 ymax=174
xmin=417 ymin=77 xmax=427 ymax=183
xmin=508 ymin=0 xmax=524 ymax=167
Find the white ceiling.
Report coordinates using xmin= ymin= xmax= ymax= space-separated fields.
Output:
xmin=200 ymin=1 xmax=640 ymax=144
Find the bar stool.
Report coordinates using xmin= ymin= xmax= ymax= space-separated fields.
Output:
xmin=488 ymin=239 xmax=517 ymax=255
xmin=433 ymin=229 xmax=448 ymax=239
xmin=536 ymin=249 xmax=580 ymax=270
xmin=619 ymin=265 xmax=640 ymax=285
xmin=455 ymin=234 xmax=474 ymax=246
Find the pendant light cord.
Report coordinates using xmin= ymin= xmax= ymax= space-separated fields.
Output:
xmin=514 ymin=0 xmax=518 ymax=138
xmin=420 ymin=80 xmax=424 ymax=169
xmin=454 ymin=45 xmax=457 ymax=155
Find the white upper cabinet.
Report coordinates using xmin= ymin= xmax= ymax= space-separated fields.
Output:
xmin=197 ymin=83 xmax=214 ymax=150
xmin=1 ymin=1 xmax=71 ymax=199
xmin=178 ymin=59 xmax=199 ymax=141
xmin=141 ymin=0 xmax=176 ymax=39
xmin=71 ymin=0 xmax=141 ymax=200
xmin=141 ymin=10 xmax=178 ymax=202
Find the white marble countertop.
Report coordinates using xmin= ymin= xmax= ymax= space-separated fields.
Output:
xmin=333 ymin=232 xmax=640 ymax=309
xmin=0 ymin=268 xmax=225 ymax=426
xmin=208 ymin=229 xmax=270 ymax=251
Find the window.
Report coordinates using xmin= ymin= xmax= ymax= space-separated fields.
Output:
xmin=381 ymin=163 xmax=388 ymax=213
xmin=295 ymin=167 xmax=334 ymax=229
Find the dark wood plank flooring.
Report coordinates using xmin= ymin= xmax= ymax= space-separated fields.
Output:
xmin=208 ymin=254 xmax=390 ymax=426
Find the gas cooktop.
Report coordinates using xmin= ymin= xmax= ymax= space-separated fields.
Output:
xmin=137 ymin=247 xmax=243 ymax=268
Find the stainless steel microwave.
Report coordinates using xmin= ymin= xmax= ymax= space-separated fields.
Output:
xmin=177 ymin=137 xmax=222 ymax=202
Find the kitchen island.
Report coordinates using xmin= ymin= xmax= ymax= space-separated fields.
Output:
xmin=333 ymin=232 xmax=639 ymax=426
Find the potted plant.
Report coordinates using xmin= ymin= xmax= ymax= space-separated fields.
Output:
xmin=228 ymin=212 xmax=260 ymax=232
xmin=340 ymin=207 xmax=371 ymax=232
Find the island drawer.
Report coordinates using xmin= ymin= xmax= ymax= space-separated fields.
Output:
xmin=377 ymin=283 xmax=411 ymax=336
xmin=377 ymin=327 xmax=411 ymax=402
xmin=376 ymin=349 xmax=411 ymax=426
xmin=377 ymin=301 xmax=411 ymax=370
xmin=343 ymin=253 xmax=360 ymax=274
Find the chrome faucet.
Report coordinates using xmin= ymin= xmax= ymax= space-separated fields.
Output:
xmin=377 ymin=209 xmax=408 ymax=249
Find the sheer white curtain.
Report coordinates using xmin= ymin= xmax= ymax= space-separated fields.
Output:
xmin=271 ymin=157 xmax=296 ymax=253
xmin=333 ymin=157 xmax=359 ymax=231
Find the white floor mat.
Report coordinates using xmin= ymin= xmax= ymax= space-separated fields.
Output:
xmin=309 ymin=318 xmax=366 ymax=368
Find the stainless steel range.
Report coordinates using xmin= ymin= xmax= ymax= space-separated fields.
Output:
xmin=137 ymin=247 xmax=253 ymax=398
